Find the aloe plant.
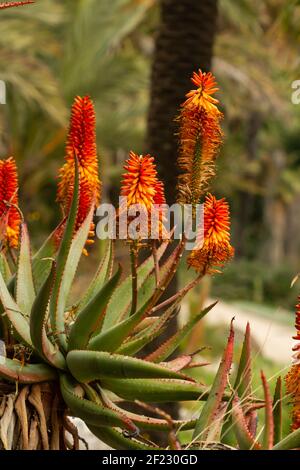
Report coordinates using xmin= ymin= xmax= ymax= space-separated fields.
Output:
xmin=3 ymin=191 xmax=222 ymax=448
xmin=0 ymin=151 xmax=225 ymax=449
xmin=213 ymin=322 xmax=300 ymax=451
xmin=1 ymin=6 xmax=294 ymax=447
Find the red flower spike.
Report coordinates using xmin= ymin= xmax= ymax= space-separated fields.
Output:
xmin=285 ymin=297 xmax=300 ymax=431
xmin=187 ymin=193 xmax=234 ymax=273
xmin=0 ymin=157 xmax=21 ymax=249
xmin=120 ymin=152 xmax=167 ymax=240
xmin=56 ymin=96 xmax=101 ymax=252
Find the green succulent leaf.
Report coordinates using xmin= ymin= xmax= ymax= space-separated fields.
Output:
xmin=87 ymin=296 xmax=153 ymax=353
xmin=116 ymin=301 xmax=181 ymax=356
xmin=0 ymin=252 xmax=11 ymax=283
xmin=145 ymin=301 xmax=217 ymax=363
xmin=261 ymin=370 xmax=274 ymax=450
xmin=116 ymin=327 xmax=162 ymax=356
xmin=97 ymin=387 xmax=197 ymax=431
xmin=101 ymin=377 xmax=211 ymax=402
xmin=0 ymin=357 xmax=57 ymax=383
xmin=30 ymin=262 xmax=66 ymax=370
xmin=66 ymin=350 xmax=194 ymax=382
xmin=32 ymin=221 xmax=63 ymax=292
xmin=0 ymin=269 xmax=32 ymax=348
xmin=16 ymin=224 xmax=36 ymax=317
xmin=193 ymin=319 xmax=234 ymax=442
xmin=87 ymin=426 xmax=160 ymax=450
xmin=234 ymin=322 xmax=252 ymax=399
xmin=102 ymin=240 xmax=169 ymax=331
xmin=221 ymin=322 xmax=252 ymax=445
xmin=272 ymin=376 xmax=282 ymax=445
xmin=136 ymin=274 xmax=156 ymax=311
xmin=54 ymin=201 xmax=95 ymax=349
xmin=232 ymin=395 xmax=262 ymax=450
xmin=129 ymin=316 xmax=159 ymax=337
xmin=272 ymin=426 xmax=300 ymax=450
xmin=74 ymin=239 xmax=114 ymax=313
xmin=49 ymin=157 xmax=80 ymax=351
xmin=154 ymin=239 xmax=185 ymax=296
xmin=68 ymin=265 xmax=122 ymax=351
xmin=60 ymin=374 xmax=138 ymax=432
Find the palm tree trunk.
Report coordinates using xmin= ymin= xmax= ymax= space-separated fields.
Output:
xmin=145 ymin=0 xmax=218 ymax=444
xmin=146 ymin=0 xmax=218 ymax=203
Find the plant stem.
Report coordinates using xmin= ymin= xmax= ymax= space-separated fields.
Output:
xmin=130 ymin=241 xmax=139 ymax=315
xmin=153 ymin=237 xmax=186 ymax=304
xmin=152 ymin=272 xmax=203 ymax=314
xmin=152 ymin=240 xmax=160 ymax=287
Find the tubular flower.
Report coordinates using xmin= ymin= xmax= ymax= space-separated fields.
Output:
xmin=121 ymin=152 xmax=158 ymax=211
xmin=154 ymin=180 xmax=166 ymax=206
xmin=57 ymin=96 xmax=101 ymax=252
xmin=120 ymin=152 xmax=167 ymax=239
xmin=177 ymin=70 xmax=223 ymax=206
xmin=187 ymin=193 xmax=234 ymax=273
xmin=153 ymin=179 xmax=167 ymax=222
xmin=285 ymin=298 xmax=300 ymax=431
xmin=0 ymin=1 xmax=34 ymax=9
xmin=0 ymin=157 xmax=21 ymax=249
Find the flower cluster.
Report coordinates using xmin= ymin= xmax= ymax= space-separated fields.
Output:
xmin=177 ymin=70 xmax=223 ymax=206
xmin=285 ymin=298 xmax=300 ymax=431
xmin=0 ymin=70 xmax=232 ymax=272
xmin=187 ymin=193 xmax=234 ymax=273
xmin=57 ymin=96 xmax=101 ymax=253
xmin=119 ymin=151 xmax=166 ymax=240
xmin=0 ymin=157 xmax=21 ymax=249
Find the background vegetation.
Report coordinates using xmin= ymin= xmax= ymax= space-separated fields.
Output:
xmin=1 ymin=0 xmax=299 ymax=306
xmin=0 ymin=0 xmax=299 ymax=438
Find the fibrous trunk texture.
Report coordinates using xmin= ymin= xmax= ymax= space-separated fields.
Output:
xmin=146 ymin=0 xmax=218 ymax=203
xmin=0 ymin=382 xmax=78 ymax=450
xmin=145 ymin=0 xmax=218 ymax=444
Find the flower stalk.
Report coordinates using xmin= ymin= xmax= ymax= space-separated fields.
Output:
xmin=177 ymin=70 xmax=223 ymax=209
xmin=130 ymin=241 xmax=139 ymax=315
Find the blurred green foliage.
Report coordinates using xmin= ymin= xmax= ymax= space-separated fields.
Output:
xmin=180 ymin=322 xmax=291 ymax=444
xmin=1 ymin=0 xmax=300 ymax=301
xmin=0 ymin=0 xmax=154 ymax=241
xmin=212 ymin=259 xmax=299 ymax=309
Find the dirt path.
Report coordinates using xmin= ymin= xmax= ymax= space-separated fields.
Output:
xmin=203 ymin=299 xmax=295 ymax=365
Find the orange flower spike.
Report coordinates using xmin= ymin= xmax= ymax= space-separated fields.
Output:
xmin=153 ymin=180 xmax=167 ymax=225
xmin=153 ymin=180 xmax=166 ymax=206
xmin=57 ymin=96 xmax=101 ymax=238
xmin=0 ymin=157 xmax=21 ymax=249
xmin=184 ymin=70 xmax=220 ymax=112
xmin=0 ymin=1 xmax=34 ymax=9
xmin=187 ymin=193 xmax=234 ymax=273
xmin=121 ymin=152 xmax=158 ymax=210
xmin=120 ymin=152 xmax=167 ymax=240
xmin=177 ymin=70 xmax=223 ymax=206
xmin=285 ymin=298 xmax=300 ymax=431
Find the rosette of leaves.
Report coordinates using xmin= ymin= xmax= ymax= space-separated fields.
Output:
xmin=0 ymin=165 xmax=221 ymax=450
